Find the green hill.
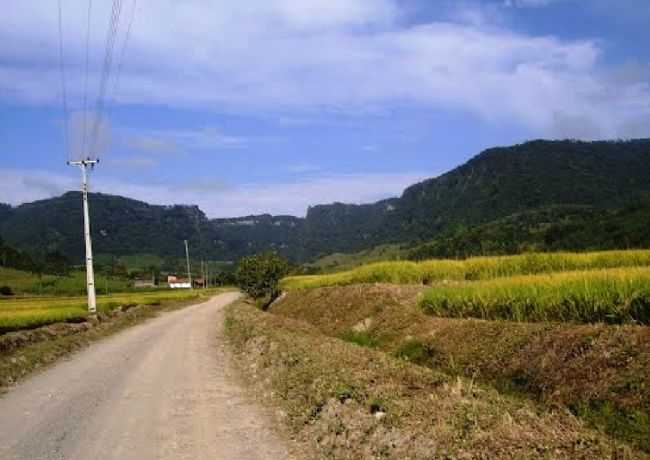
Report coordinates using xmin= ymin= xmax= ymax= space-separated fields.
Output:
xmin=2 ymin=139 xmax=649 ymax=264
xmin=408 ymin=201 xmax=650 ymax=260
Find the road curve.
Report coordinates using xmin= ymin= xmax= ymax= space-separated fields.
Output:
xmin=0 ymin=292 xmax=291 ymax=460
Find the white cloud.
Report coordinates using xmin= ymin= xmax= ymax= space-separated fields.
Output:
xmin=503 ymin=0 xmax=558 ymax=7
xmin=124 ymin=126 xmax=247 ymax=155
xmin=0 ymin=168 xmax=430 ymax=218
xmin=2 ymin=0 xmax=649 ymax=139
xmin=126 ymin=135 xmax=179 ymax=154
xmin=288 ymin=164 xmax=321 ymax=174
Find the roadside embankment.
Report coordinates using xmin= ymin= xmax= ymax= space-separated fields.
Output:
xmin=270 ymin=284 xmax=650 ymax=452
xmin=225 ymin=299 xmax=645 ymax=459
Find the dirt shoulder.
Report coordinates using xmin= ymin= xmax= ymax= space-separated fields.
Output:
xmin=225 ymin=299 xmax=645 ymax=459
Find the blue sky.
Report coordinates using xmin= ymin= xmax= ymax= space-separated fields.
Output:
xmin=1 ymin=0 xmax=649 ymax=217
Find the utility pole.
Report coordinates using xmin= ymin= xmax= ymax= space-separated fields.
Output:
xmin=184 ymin=239 xmax=193 ymax=289
xmin=201 ymin=260 xmax=205 ymax=289
xmin=203 ymin=260 xmax=207 ymax=289
xmin=68 ymin=159 xmax=98 ymax=314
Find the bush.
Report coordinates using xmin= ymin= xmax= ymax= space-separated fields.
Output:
xmin=394 ymin=340 xmax=436 ymax=365
xmin=0 ymin=286 xmax=13 ymax=296
xmin=236 ymin=252 xmax=289 ymax=306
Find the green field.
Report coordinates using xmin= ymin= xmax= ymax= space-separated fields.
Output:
xmin=0 ymin=266 xmax=133 ymax=296
xmin=303 ymin=244 xmax=406 ymax=273
xmin=282 ymin=249 xmax=650 ymax=289
xmin=420 ymin=267 xmax=650 ymax=324
xmin=0 ymin=289 xmax=220 ymax=334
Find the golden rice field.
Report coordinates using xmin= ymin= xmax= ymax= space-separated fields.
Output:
xmin=0 ymin=289 xmax=220 ymax=334
xmin=281 ymin=249 xmax=650 ymax=289
xmin=420 ymin=267 xmax=650 ymax=324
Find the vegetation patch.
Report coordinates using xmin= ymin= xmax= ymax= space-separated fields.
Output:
xmin=339 ymin=329 xmax=380 ymax=348
xmin=420 ymin=267 xmax=650 ymax=324
xmin=282 ymin=249 xmax=650 ymax=290
xmin=394 ymin=339 xmax=437 ymax=365
xmin=225 ymin=300 xmax=643 ymax=459
xmin=270 ymin=285 xmax=650 ymax=452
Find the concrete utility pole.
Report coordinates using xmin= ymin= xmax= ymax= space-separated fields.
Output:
xmin=68 ymin=159 xmax=98 ymax=314
xmin=184 ymin=240 xmax=193 ymax=289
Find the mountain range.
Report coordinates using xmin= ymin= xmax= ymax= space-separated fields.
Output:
xmin=1 ymin=139 xmax=649 ymax=266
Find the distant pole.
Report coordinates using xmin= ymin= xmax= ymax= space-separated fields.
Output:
xmin=201 ymin=260 xmax=205 ymax=289
xmin=184 ymin=239 xmax=193 ymax=289
xmin=203 ymin=260 xmax=207 ymax=289
xmin=68 ymin=159 xmax=98 ymax=314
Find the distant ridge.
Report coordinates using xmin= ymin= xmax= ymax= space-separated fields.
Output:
xmin=1 ymin=139 xmax=649 ymax=263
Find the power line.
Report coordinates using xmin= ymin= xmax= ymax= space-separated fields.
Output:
xmin=81 ymin=0 xmax=93 ymax=160
xmin=109 ymin=0 xmax=137 ymax=108
xmin=88 ymin=0 xmax=124 ymax=160
xmin=56 ymin=0 xmax=70 ymax=162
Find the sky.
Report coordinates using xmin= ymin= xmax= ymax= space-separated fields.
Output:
xmin=1 ymin=0 xmax=649 ymax=217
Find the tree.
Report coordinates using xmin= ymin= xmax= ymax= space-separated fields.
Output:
xmin=235 ymin=252 xmax=289 ymax=307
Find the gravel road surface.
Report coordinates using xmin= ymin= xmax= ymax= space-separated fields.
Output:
xmin=0 ymin=292 xmax=291 ymax=460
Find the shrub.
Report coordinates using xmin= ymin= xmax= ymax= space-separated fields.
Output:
xmin=339 ymin=330 xmax=379 ymax=348
xmin=236 ymin=252 xmax=289 ymax=306
xmin=0 ymin=286 xmax=13 ymax=296
xmin=394 ymin=339 xmax=436 ymax=365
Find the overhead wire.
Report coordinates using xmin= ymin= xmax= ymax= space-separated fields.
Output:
xmin=109 ymin=0 xmax=137 ymax=109
xmin=81 ymin=0 xmax=93 ymax=161
xmin=56 ymin=0 xmax=70 ymax=163
xmin=88 ymin=0 xmax=124 ymax=161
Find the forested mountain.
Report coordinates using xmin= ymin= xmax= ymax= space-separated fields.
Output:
xmin=1 ymin=139 xmax=649 ymax=265
xmin=407 ymin=202 xmax=650 ymax=260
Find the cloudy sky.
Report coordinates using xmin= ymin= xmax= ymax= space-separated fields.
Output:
xmin=1 ymin=0 xmax=649 ymax=217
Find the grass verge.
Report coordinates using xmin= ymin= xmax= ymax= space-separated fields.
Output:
xmin=270 ymin=285 xmax=650 ymax=452
xmin=0 ymin=289 xmax=229 ymax=391
xmin=225 ymin=300 xmax=644 ymax=459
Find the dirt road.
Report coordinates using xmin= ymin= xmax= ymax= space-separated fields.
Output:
xmin=0 ymin=292 xmax=292 ymax=460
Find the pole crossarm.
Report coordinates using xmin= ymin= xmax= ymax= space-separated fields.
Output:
xmin=67 ymin=159 xmax=100 ymax=166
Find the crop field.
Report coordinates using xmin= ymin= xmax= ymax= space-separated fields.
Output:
xmin=420 ymin=267 xmax=650 ymax=324
xmin=0 ymin=267 xmax=132 ymax=296
xmin=0 ymin=289 xmax=217 ymax=334
xmin=282 ymin=249 xmax=650 ymax=289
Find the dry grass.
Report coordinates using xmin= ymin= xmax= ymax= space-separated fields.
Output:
xmin=226 ymin=300 xmax=644 ymax=459
xmin=270 ymin=284 xmax=650 ymax=452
